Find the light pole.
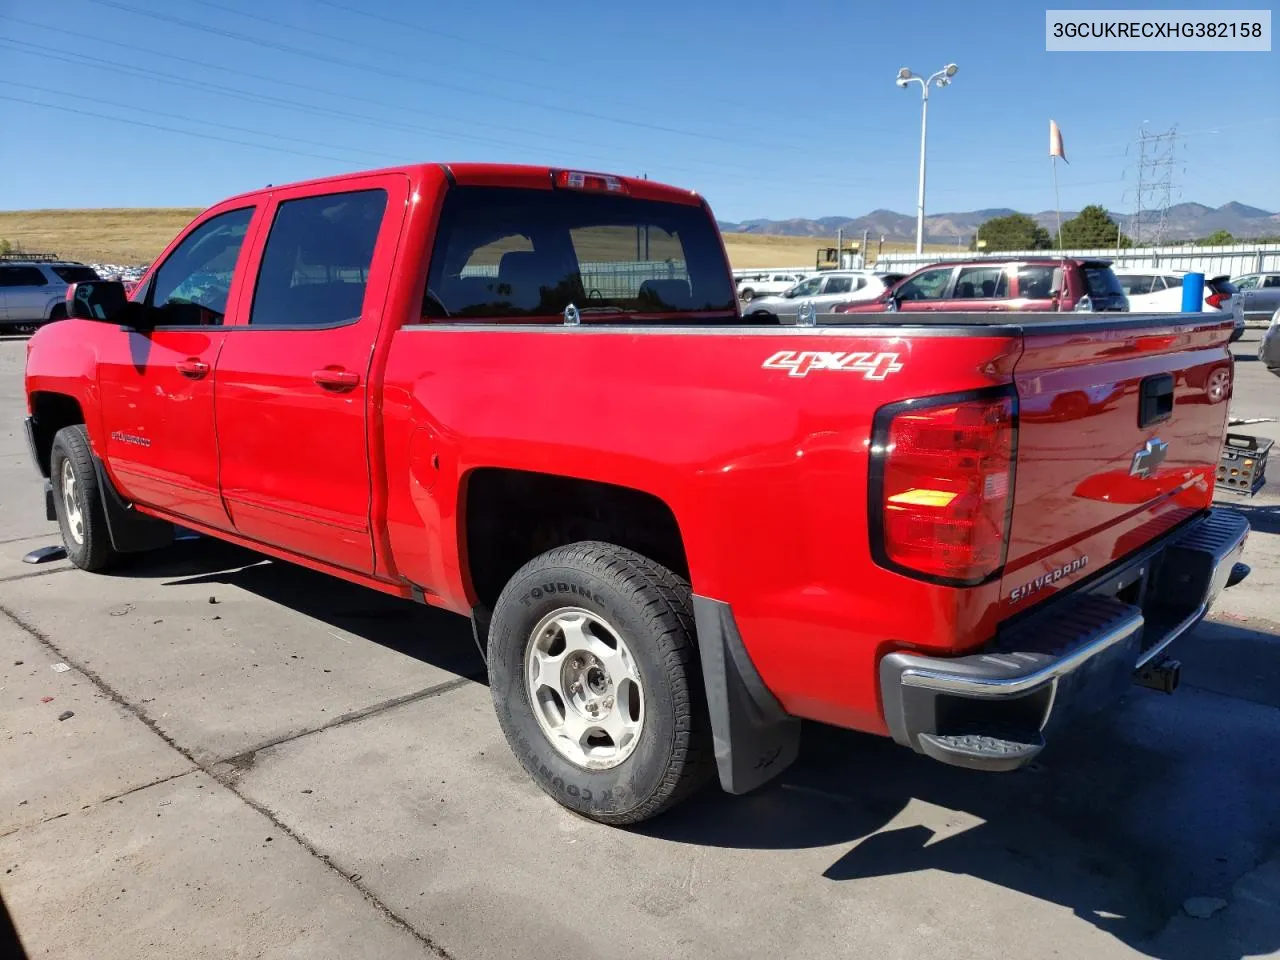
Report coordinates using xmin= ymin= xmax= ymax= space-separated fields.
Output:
xmin=896 ymin=63 xmax=957 ymax=255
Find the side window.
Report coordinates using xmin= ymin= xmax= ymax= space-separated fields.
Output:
xmin=953 ymin=266 xmax=1008 ymax=299
xmin=0 ymin=266 xmax=50 ymax=287
xmin=1234 ymin=276 xmax=1259 ymax=290
xmin=896 ymin=267 xmax=953 ymax=301
xmin=791 ymin=277 xmax=823 ymax=297
xmin=1017 ymin=265 xmax=1057 ymax=299
xmin=1264 ymin=276 xmax=1280 ymax=288
xmin=250 ymin=189 xmax=388 ymax=328
xmin=823 ymin=276 xmax=853 ymax=295
xmin=149 ymin=207 xmax=255 ymax=326
xmin=1116 ymin=275 xmax=1155 ymax=296
xmin=1163 ymin=275 xmax=1183 ymax=289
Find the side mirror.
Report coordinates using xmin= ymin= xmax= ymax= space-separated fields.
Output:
xmin=67 ymin=281 xmax=128 ymax=322
xmin=66 ymin=281 xmax=151 ymax=329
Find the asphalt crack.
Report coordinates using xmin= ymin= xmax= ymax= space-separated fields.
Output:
xmin=0 ymin=567 xmax=74 ymax=584
xmin=0 ymin=601 xmax=466 ymax=959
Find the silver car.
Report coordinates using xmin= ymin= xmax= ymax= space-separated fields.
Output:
xmin=743 ymin=270 xmax=894 ymax=321
xmin=1231 ymin=272 xmax=1280 ymax=322
xmin=1260 ymin=306 xmax=1280 ymax=377
xmin=0 ymin=257 xmax=99 ymax=333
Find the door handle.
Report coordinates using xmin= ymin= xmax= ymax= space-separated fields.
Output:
xmin=313 ymin=367 xmax=360 ymax=391
xmin=176 ymin=359 xmax=209 ymax=380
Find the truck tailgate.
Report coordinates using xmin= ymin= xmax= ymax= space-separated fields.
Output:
xmin=1003 ymin=316 xmax=1233 ymax=607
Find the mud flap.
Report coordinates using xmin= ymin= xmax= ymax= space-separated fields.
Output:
xmin=89 ymin=454 xmax=174 ymax=553
xmin=693 ymin=595 xmax=800 ymax=794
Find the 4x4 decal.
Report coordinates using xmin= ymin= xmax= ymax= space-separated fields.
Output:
xmin=762 ymin=350 xmax=904 ymax=380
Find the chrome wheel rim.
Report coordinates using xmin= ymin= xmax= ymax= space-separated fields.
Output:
xmin=61 ymin=459 xmax=84 ymax=545
xmin=1206 ymin=367 xmax=1230 ymax=403
xmin=524 ymin=607 xmax=645 ymax=769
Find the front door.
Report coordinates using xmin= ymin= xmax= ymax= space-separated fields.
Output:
xmin=214 ymin=175 xmax=407 ymax=573
xmin=892 ymin=265 xmax=957 ymax=313
xmin=0 ymin=265 xmax=52 ymax=322
xmin=97 ymin=204 xmax=261 ymax=529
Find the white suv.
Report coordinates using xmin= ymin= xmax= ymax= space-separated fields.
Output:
xmin=744 ymin=270 xmax=895 ymax=321
xmin=1113 ymin=268 xmax=1244 ymax=341
xmin=0 ymin=257 xmax=100 ymax=334
xmin=736 ymin=271 xmax=809 ymax=302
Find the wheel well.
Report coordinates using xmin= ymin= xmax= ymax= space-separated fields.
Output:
xmin=29 ymin=392 xmax=85 ymax=477
xmin=463 ymin=468 xmax=689 ymax=610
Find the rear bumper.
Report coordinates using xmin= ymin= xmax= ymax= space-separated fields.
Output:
xmin=879 ymin=508 xmax=1249 ymax=771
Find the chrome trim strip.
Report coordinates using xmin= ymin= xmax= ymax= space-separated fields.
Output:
xmin=898 ymin=611 xmax=1144 ymax=697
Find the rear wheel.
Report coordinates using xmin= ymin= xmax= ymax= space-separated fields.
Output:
xmin=487 ymin=542 xmax=714 ymax=824
xmin=740 ymin=288 xmax=755 ymax=302
xmin=50 ymin=425 xmax=118 ymax=571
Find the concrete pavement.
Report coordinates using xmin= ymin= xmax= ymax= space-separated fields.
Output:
xmin=1 ymin=331 xmax=1278 ymax=959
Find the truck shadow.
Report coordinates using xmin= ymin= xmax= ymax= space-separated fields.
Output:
xmin=639 ymin=619 xmax=1280 ymax=960
xmin=129 ymin=537 xmax=1279 ymax=960
xmin=1222 ymin=501 xmax=1280 ymax=536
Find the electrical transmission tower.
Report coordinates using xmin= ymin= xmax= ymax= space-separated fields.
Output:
xmin=1127 ymin=125 xmax=1179 ymax=246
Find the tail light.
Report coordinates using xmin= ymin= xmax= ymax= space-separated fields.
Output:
xmin=871 ymin=390 xmax=1017 ymax=585
xmin=1206 ymin=291 xmax=1227 ymax=309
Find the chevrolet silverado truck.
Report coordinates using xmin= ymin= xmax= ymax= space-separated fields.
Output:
xmin=23 ymin=163 xmax=1250 ymax=824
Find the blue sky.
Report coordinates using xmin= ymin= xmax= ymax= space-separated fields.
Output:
xmin=0 ymin=0 xmax=1275 ymax=221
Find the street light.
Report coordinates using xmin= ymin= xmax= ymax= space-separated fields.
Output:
xmin=896 ymin=63 xmax=958 ymax=255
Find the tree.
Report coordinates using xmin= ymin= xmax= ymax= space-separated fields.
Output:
xmin=1056 ymin=204 xmax=1131 ymax=249
xmin=971 ymin=213 xmax=1051 ymax=252
xmin=1199 ymin=229 xmax=1235 ymax=246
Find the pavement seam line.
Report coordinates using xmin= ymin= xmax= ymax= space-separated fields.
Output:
xmin=0 ymin=567 xmax=74 ymax=584
xmin=0 ymin=768 xmax=198 ymax=839
xmin=216 ymin=674 xmax=480 ymax=769
xmin=0 ymin=601 xmax=462 ymax=959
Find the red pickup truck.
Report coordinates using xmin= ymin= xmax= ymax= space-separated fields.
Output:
xmin=23 ymin=163 xmax=1250 ymax=825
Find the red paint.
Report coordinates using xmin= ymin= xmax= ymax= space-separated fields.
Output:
xmin=23 ymin=163 xmax=1233 ymax=740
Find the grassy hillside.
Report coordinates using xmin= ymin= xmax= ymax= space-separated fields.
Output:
xmin=0 ymin=207 xmax=952 ymax=268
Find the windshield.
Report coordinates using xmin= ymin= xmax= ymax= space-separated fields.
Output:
xmin=423 ymin=186 xmax=736 ymax=321
xmin=1083 ymin=265 xmax=1125 ymax=298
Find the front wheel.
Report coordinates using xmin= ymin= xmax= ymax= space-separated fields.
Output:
xmin=487 ymin=542 xmax=714 ymax=824
xmin=50 ymin=425 xmax=118 ymax=571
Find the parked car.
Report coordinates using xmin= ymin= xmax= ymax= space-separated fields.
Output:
xmin=1230 ymin=272 xmax=1280 ymax=323
xmin=25 ymin=162 xmax=1248 ymax=826
xmin=833 ymin=257 xmax=1129 ymax=315
xmin=742 ymin=270 xmax=899 ymax=321
xmin=0 ymin=257 xmax=100 ymax=334
xmin=736 ymin=271 xmax=808 ymax=301
xmin=1114 ymin=269 xmax=1244 ymax=341
xmin=1261 ymin=306 xmax=1280 ymax=376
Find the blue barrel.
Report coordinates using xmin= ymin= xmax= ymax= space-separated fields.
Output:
xmin=1181 ymin=272 xmax=1205 ymax=312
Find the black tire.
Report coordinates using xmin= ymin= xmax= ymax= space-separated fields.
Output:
xmin=48 ymin=302 xmax=67 ymax=322
xmin=740 ymin=288 xmax=755 ymax=302
xmin=50 ymin=425 xmax=118 ymax=571
xmin=487 ymin=542 xmax=714 ymax=825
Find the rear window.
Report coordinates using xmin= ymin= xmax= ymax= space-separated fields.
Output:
xmin=1115 ymin=274 xmax=1157 ymax=296
xmin=1083 ymin=265 xmax=1124 ymax=298
xmin=423 ymin=186 xmax=735 ymax=321
xmin=51 ymin=265 xmax=100 ymax=284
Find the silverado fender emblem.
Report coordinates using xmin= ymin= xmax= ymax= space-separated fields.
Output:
xmin=762 ymin=350 xmax=904 ymax=380
xmin=1129 ymin=438 xmax=1169 ymax=478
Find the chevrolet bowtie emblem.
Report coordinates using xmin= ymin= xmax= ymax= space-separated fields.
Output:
xmin=1130 ymin=438 xmax=1169 ymax=478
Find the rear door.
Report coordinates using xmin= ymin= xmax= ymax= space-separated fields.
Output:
xmin=214 ymin=174 xmax=408 ymax=573
xmin=949 ymin=263 xmax=1011 ymax=311
xmin=1 ymin=265 xmax=53 ymax=321
xmin=1257 ymin=275 xmax=1280 ymax=319
xmin=1011 ymin=262 xmax=1064 ymax=311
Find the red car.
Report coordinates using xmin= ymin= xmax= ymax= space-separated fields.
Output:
xmin=833 ymin=257 xmax=1130 ymax=315
xmin=24 ymin=163 xmax=1247 ymax=824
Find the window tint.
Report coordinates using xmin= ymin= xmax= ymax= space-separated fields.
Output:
xmin=149 ymin=207 xmax=255 ymax=325
xmin=823 ymin=276 xmax=853 ymax=294
xmin=1083 ymin=266 xmax=1124 ymax=298
xmin=250 ymin=189 xmax=387 ymax=328
xmin=423 ymin=186 xmax=735 ymax=320
xmin=1163 ymin=275 xmax=1183 ymax=289
xmin=51 ymin=265 xmax=100 ymax=284
xmin=791 ymin=276 xmax=823 ymax=297
xmin=1116 ymin=275 xmax=1157 ymax=296
xmin=896 ymin=267 xmax=953 ymax=301
xmin=1265 ymin=276 xmax=1280 ymax=288
xmin=1017 ymin=265 xmax=1058 ymax=299
xmin=0 ymin=266 xmax=49 ymax=287
xmin=953 ymin=266 xmax=1008 ymax=299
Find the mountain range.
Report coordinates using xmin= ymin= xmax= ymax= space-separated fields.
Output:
xmin=717 ymin=202 xmax=1280 ymax=243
